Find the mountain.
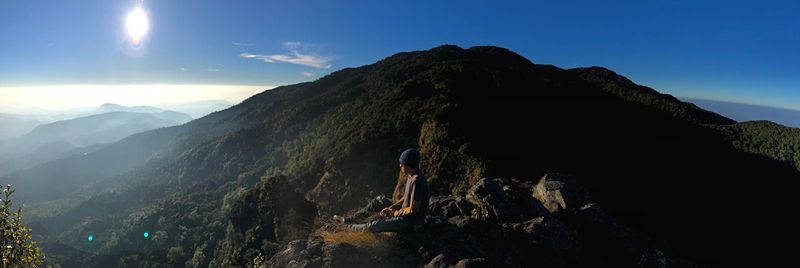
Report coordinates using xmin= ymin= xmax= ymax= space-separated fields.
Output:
xmin=11 ymin=45 xmax=796 ymax=267
xmin=96 ymin=103 xmax=164 ymax=114
xmin=0 ymin=110 xmax=191 ymax=176
xmin=161 ymin=100 xmax=234 ymax=118
xmin=0 ymin=113 xmax=45 ymax=140
xmin=684 ymin=98 xmax=800 ymax=128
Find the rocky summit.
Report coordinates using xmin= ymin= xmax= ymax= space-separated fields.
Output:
xmin=264 ymin=175 xmax=666 ymax=268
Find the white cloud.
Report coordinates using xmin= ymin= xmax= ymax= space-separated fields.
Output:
xmin=239 ymin=42 xmax=331 ymax=69
xmin=207 ymin=68 xmax=220 ymax=72
xmin=301 ymin=71 xmax=314 ymax=77
xmin=179 ymin=67 xmax=187 ymax=71
xmin=232 ymin=42 xmax=255 ymax=46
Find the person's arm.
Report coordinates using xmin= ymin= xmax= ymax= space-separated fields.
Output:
xmin=389 ymin=198 xmax=404 ymax=210
xmin=379 ymin=198 xmax=404 ymax=217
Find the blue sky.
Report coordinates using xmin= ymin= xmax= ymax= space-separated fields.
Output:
xmin=1 ymin=0 xmax=798 ymax=110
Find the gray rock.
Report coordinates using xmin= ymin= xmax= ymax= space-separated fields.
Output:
xmin=502 ymin=216 xmax=581 ymax=267
xmin=454 ymin=258 xmax=488 ymax=268
xmin=424 ymin=254 xmax=449 ymax=268
xmin=533 ymin=173 xmax=591 ymax=213
xmin=466 ymin=178 xmax=548 ymax=223
xmin=429 ymin=196 xmax=475 ymax=218
xmin=562 ymin=203 xmax=659 ymax=267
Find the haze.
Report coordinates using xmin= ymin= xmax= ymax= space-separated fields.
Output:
xmin=0 ymin=85 xmax=270 ymax=113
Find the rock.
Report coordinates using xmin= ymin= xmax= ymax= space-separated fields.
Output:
xmin=502 ymin=216 xmax=581 ymax=267
xmin=429 ymin=196 xmax=475 ymax=218
xmin=268 ymin=174 xmax=670 ymax=268
xmin=466 ymin=178 xmax=548 ymax=223
xmin=418 ymin=216 xmax=489 ymax=266
xmin=263 ymin=238 xmax=383 ymax=268
xmin=424 ymin=254 xmax=448 ymax=268
xmin=225 ymin=176 xmax=317 ymax=266
xmin=533 ymin=173 xmax=591 ymax=213
xmin=562 ymin=203 xmax=659 ymax=267
xmin=307 ymin=171 xmax=354 ymax=215
xmin=454 ymin=258 xmax=488 ymax=268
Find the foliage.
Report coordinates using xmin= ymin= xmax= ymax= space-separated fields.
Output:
xmin=1 ymin=184 xmax=44 ymax=267
xmin=716 ymin=120 xmax=800 ymax=171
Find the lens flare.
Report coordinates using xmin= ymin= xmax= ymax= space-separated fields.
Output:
xmin=126 ymin=6 xmax=149 ymax=45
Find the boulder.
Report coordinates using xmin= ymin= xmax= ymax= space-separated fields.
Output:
xmin=263 ymin=238 xmax=383 ymax=268
xmin=562 ymin=203 xmax=664 ymax=267
xmin=423 ymin=254 xmax=448 ymax=268
xmin=428 ymin=196 xmax=475 ymax=218
xmin=532 ymin=173 xmax=591 ymax=213
xmin=454 ymin=258 xmax=488 ymax=268
xmin=502 ymin=216 xmax=581 ymax=267
xmin=466 ymin=178 xmax=548 ymax=223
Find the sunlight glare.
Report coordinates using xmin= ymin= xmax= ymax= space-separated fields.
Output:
xmin=126 ymin=6 xmax=149 ymax=45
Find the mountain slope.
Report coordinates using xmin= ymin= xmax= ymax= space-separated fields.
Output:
xmin=571 ymin=67 xmax=735 ymax=125
xmin=0 ymin=111 xmax=191 ymax=176
xmin=23 ymin=45 xmax=797 ymax=267
xmin=161 ymin=100 xmax=234 ymax=118
xmin=716 ymin=120 xmax=800 ymax=170
xmin=0 ymin=113 xmax=44 ymax=140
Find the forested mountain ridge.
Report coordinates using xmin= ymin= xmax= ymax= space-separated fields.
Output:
xmin=17 ymin=45 xmax=796 ymax=267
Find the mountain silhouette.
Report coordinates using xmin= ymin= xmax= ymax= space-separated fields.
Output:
xmin=13 ymin=45 xmax=796 ymax=267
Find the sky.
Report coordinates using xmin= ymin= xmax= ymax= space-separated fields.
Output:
xmin=0 ymin=0 xmax=798 ymax=111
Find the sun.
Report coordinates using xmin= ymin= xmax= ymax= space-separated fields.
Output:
xmin=126 ymin=6 xmax=149 ymax=45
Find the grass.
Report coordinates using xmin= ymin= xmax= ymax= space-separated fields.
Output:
xmin=320 ymin=229 xmax=401 ymax=257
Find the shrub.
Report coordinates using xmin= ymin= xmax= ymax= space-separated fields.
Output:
xmin=1 ymin=184 xmax=45 ymax=267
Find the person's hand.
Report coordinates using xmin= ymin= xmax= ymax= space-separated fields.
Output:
xmin=379 ymin=207 xmax=393 ymax=217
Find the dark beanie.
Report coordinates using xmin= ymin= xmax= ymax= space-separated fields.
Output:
xmin=399 ymin=149 xmax=421 ymax=169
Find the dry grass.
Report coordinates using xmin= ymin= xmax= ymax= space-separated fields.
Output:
xmin=320 ymin=230 xmax=401 ymax=256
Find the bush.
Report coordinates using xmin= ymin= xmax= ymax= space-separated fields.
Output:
xmin=1 ymin=184 xmax=45 ymax=267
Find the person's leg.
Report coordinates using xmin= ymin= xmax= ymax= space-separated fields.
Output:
xmin=344 ymin=195 xmax=392 ymax=223
xmin=348 ymin=217 xmax=411 ymax=233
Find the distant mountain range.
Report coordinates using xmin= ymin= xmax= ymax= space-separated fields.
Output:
xmin=0 ymin=113 xmax=45 ymax=140
xmin=0 ymin=105 xmax=192 ymax=176
xmin=683 ymin=98 xmax=800 ymax=128
xmin=6 ymin=45 xmax=797 ymax=267
xmin=160 ymin=100 xmax=234 ymax=119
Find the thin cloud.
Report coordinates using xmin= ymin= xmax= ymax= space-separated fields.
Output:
xmin=232 ymin=42 xmax=255 ymax=46
xmin=301 ymin=71 xmax=314 ymax=77
xmin=239 ymin=42 xmax=331 ymax=69
xmin=179 ymin=67 xmax=187 ymax=71
xmin=207 ymin=68 xmax=220 ymax=72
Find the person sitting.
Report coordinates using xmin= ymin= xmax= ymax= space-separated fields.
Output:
xmin=337 ymin=148 xmax=430 ymax=233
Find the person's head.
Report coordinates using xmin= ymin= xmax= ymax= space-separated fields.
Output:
xmin=398 ymin=148 xmax=421 ymax=175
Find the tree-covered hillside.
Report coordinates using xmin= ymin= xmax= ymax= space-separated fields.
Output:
xmin=716 ymin=120 xmax=800 ymax=170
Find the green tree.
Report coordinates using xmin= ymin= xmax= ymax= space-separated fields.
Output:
xmin=1 ymin=184 xmax=44 ymax=267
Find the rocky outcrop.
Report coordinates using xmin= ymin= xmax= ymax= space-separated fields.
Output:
xmin=218 ymin=175 xmax=318 ymax=267
xmin=532 ymin=173 xmax=591 ymax=213
xmin=264 ymin=239 xmax=383 ymax=268
xmin=263 ymin=175 xmax=671 ymax=268
xmin=466 ymin=178 xmax=548 ymax=223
